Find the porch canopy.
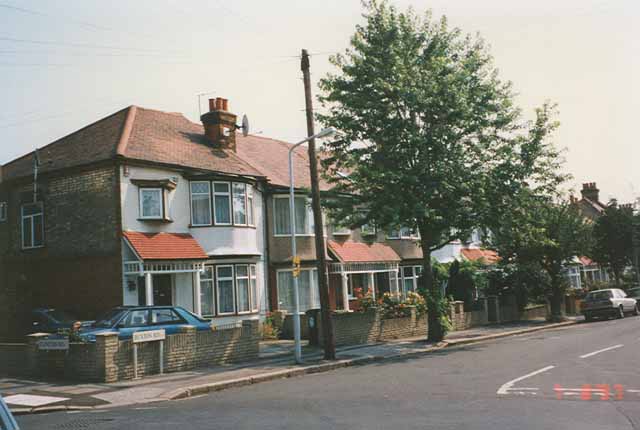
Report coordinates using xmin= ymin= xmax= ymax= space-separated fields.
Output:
xmin=122 ymin=231 xmax=208 ymax=311
xmin=327 ymin=240 xmax=401 ymax=310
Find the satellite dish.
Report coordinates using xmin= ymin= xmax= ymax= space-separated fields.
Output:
xmin=241 ymin=114 xmax=250 ymax=137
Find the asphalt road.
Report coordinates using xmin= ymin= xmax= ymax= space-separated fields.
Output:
xmin=18 ymin=316 xmax=640 ymax=430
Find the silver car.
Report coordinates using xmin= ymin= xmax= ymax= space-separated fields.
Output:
xmin=582 ymin=288 xmax=639 ymax=321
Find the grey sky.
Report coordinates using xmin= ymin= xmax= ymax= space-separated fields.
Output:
xmin=1 ymin=0 xmax=637 ymax=201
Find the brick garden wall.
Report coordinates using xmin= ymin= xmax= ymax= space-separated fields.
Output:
xmin=312 ymin=307 xmax=427 ymax=347
xmin=0 ymin=321 xmax=260 ymax=383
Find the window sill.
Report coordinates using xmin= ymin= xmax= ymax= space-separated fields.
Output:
xmin=189 ymin=224 xmax=257 ymax=229
xmin=22 ymin=245 xmax=45 ymax=250
xmin=273 ymin=234 xmax=316 ymax=238
xmin=205 ymin=310 xmax=260 ymax=318
xmin=138 ymin=218 xmax=173 ymax=223
xmin=332 ymin=232 xmax=351 ymax=236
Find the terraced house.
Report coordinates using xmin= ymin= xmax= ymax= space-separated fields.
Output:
xmin=0 ymin=98 xmax=493 ymax=340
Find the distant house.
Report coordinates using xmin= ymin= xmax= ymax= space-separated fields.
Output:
xmin=566 ymin=182 xmax=611 ymax=289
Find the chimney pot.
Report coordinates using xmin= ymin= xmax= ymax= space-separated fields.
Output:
xmin=216 ymin=98 xmax=223 ymax=111
xmin=208 ymin=98 xmax=216 ymax=112
xmin=222 ymin=98 xmax=228 ymax=111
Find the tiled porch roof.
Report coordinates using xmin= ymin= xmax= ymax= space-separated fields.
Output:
xmin=460 ymin=248 xmax=500 ymax=265
xmin=328 ymin=240 xmax=401 ymax=263
xmin=123 ymin=231 xmax=208 ymax=260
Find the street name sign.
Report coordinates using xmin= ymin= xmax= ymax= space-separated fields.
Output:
xmin=37 ymin=339 xmax=69 ymax=351
xmin=133 ymin=329 xmax=166 ymax=344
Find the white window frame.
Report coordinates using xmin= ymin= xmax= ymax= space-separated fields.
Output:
xmin=232 ymin=182 xmax=248 ymax=226
xmin=401 ymin=265 xmax=422 ymax=296
xmin=21 ymin=202 xmax=44 ymax=249
xmin=0 ymin=201 xmax=6 ymax=222
xmin=213 ymin=181 xmax=232 ymax=225
xmin=235 ymin=264 xmax=251 ymax=314
xmin=250 ymin=264 xmax=258 ymax=311
xmin=247 ymin=186 xmax=255 ymax=226
xmin=387 ymin=227 xmax=419 ymax=240
xmin=139 ymin=187 xmax=164 ymax=219
xmin=216 ymin=265 xmax=236 ymax=315
xmin=273 ymin=195 xmax=314 ymax=237
xmin=276 ymin=268 xmax=319 ymax=313
xmin=199 ymin=265 xmax=215 ymax=317
xmin=189 ymin=181 xmax=212 ymax=226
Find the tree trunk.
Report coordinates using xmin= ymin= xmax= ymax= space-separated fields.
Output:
xmin=419 ymin=226 xmax=445 ymax=342
xmin=549 ymin=273 xmax=565 ymax=322
xmin=612 ymin=267 xmax=622 ymax=287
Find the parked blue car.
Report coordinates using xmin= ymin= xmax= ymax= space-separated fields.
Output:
xmin=30 ymin=308 xmax=94 ymax=334
xmin=79 ymin=306 xmax=212 ymax=342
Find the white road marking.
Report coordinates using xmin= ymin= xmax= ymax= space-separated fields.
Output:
xmin=497 ymin=366 xmax=555 ymax=395
xmin=627 ymin=390 xmax=640 ymax=393
xmin=579 ymin=344 xmax=624 ymax=359
xmin=3 ymin=394 xmax=69 ymax=407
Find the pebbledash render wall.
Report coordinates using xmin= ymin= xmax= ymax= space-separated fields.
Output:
xmin=0 ymin=321 xmax=260 ymax=382
xmin=0 ymin=164 xmax=122 ymax=339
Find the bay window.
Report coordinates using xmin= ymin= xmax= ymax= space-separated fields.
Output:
xmin=190 ymin=181 xmax=212 ymax=226
xmin=139 ymin=188 xmax=163 ymax=219
xmin=216 ymin=265 xmax=235 ymax=315
xmin=199 ymin=263 xmax=259 ymax=317
xmin=21 ymin=202 xmax=44 ymax=249
xmin=273 ymin=196 xmax=314 ymax=235
xmin=190 ymin=180 xmax=255 ymax=227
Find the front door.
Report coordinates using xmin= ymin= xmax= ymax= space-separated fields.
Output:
xmin=153 ymin=274 xmax=173 ymax=306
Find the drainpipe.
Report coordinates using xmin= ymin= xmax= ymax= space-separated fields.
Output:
xmin=341 ymin=272 xmax=350 ymax=311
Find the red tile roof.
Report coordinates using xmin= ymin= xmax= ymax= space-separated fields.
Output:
xmin=460 ymin=248 xmax=500 ymax=265
xmin=578 ymin=256 xmax=594 ymax=266
xmin=123 ymin=231 xmax=208 ymax=260
xmin=328 ymin=240 xmax=401 ymax=263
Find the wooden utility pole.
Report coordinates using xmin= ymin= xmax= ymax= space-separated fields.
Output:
xmin=301 ymin=48 xmax=336 ymax=360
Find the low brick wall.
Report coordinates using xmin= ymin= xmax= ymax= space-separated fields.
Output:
xmin=2 ymin=321 xmax=260 ymax=383
xmin=311 ymin=307 xmax=427 ymax=347
xmin=448 ymin=301 xmax=489 ymax=331
xmin=0 ymin=343 xmax=28 ymax=376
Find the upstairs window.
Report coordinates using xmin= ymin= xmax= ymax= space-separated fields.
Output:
xmin=190 ymin=181 xmax=212 ymax=226
xmin=247 ymin=186 xmax=255 ymax=226
xmin=21 ymin=202 xmax=44 ymax=249
xmin=233 ymin=182 xmax=247 ymax=225
xmin=387 ymin=226 xmax=419 ymax=239
xmin=274 ymin=196 xmax=314 ymax=236
xmin=0 ymin=201 xmax=6 ymax=222
xmin=139 ymin=188 xmax=163 ymax=219
xmin=213 ymin=182 xmax=232 ymax=225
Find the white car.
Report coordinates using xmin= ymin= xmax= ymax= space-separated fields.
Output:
xmin=582 ymin=288 xmax=639 ymax=321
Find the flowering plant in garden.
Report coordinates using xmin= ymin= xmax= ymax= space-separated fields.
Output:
xmin=354 ymin=287 xmax=377 ymax=312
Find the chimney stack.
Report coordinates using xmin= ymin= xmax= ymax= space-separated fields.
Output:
xmin=580 ymin=182 xmax=600 ymax=203
xmin=201 ymin=97 xmax=237 ymax=151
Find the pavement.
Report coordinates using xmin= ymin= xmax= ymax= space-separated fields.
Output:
xmin=16 ymin=314 xmax=640 ymax=430
xmin=1 ymin=318 xmax=578 ymax=416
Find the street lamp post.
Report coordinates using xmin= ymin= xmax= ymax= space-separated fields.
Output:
xmin=288 ymin=127 xmax=335 ymax=364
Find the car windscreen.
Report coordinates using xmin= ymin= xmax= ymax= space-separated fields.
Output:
xmin=93 ymin=309 xmax=128 ymax=328
xmin=47 ymin=309 xmax=77 ymax=324
xmin=586 ymin=290 xmax=612 ymax=301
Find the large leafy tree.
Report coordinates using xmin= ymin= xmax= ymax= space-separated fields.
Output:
xmin=592 ymin=201 xmax=635 ymax=285
xmin=489 ymin=198 xmax=591 ymax=320
xmin=318 ymin=1 xmax=561 ymax=341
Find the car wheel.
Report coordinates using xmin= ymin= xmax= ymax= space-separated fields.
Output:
xmin=634 ymin=304 xmax=640 ymax=316
xmin=618 ymin=305 xmax=625 ymax=319
xmin=584 ymin=313 xmax=593 ymax=322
